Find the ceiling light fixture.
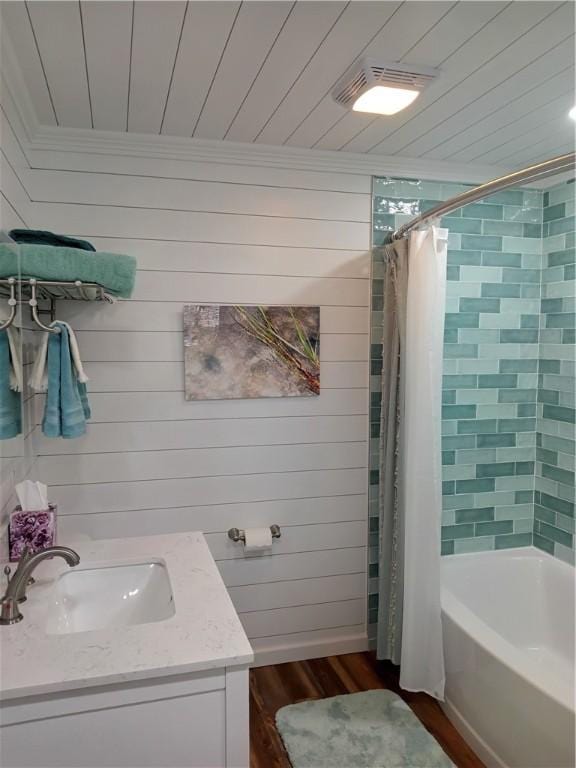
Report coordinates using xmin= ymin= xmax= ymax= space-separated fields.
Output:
xmin=332 ymin=58 xmax=439 ymax=116
xmin=569 ymin=106 xmax=576 ymax=120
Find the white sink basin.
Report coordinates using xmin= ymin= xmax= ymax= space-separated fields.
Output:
xmin=45 ymin=561 xmax=175 ymax=635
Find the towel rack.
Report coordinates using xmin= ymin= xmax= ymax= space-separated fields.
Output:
xmin=0 ymin=278 xmax=112 ymax=333
xmin=0 ymin=278 xmax=17 ymax=331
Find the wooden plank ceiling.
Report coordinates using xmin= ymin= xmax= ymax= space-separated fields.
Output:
xmin=2 ymin=1 xmax=574 ymax=167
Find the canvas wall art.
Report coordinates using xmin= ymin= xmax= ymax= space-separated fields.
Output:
xmin=183 ymin=305 xmax=320 ymax=400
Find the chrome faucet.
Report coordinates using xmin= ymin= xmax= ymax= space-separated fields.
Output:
xmin=0 ymin=546 xmax=80 ymax=625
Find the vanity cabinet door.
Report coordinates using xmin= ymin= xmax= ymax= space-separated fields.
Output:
xmin=2 ymin=689 xmax=226 ymax=768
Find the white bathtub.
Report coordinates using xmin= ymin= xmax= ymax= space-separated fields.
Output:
xmin=441 ymin=547 xmax=575 ymax=768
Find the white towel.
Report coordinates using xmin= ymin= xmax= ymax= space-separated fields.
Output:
xmin=6 ymin=325 xmax=23 ymax=392
xmin=29 ymin=321 xmax=88 ymax=392
xmin=29 ymin=328 xmax=49 ymax=392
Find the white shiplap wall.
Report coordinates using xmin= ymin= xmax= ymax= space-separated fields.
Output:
xmin=18 ymin=140 xmax=371 ymax=663
xmin=0 ymin=77 xmax=40 ymax=538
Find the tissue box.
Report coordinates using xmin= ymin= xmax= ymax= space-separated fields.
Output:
xmin=9 ymin=505 xmax=57 ymax=561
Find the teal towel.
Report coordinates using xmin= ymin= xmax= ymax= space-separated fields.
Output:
xmin=9 ymin=229 xmax=96 ymax=251
xmin=0 ymin=331 xmax=21 ymax=439
xmin=42 ymin=323 xmax=91 ymax=439
xmin=0 ymin=243 xmax=136 ymax=298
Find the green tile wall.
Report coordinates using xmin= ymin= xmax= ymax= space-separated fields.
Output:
xmin=370 ymin=177 xmax=575 ymax=591
xmin=371 ymin=177 xmax=542 ymax=574
xmin=534 ymin=179 xmax=575 ymax=565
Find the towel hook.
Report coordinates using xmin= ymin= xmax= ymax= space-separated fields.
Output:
xmin=29 ymin=280 xmax=60 ymax=333
xmin=0 ymin=278 xmax=17 ymax=331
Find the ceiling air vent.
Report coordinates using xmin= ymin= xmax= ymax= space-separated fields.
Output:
xmin=332 ymin=58 xmax=439 ymax=115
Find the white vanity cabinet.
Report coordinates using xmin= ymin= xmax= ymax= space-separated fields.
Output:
xmin=0 ymin=533 xmax=253 ymax=768
xmin=1 ymin=665 xmax=249 ymax=768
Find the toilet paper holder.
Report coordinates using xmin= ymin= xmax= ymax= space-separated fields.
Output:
xmin=227 ymin=525 xmax=281 ymax=544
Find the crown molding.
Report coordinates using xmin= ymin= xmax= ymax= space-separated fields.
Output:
xmin=27 ymin=124 xmax=516 ymax=184
xmin=530 ymin=170 xmax=574 ymax=189
xmin=0 ymin=24 xmax=39 ymax=144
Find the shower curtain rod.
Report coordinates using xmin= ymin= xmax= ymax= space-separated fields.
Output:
xmin=392 ymin=152 xmax=576 ymax=240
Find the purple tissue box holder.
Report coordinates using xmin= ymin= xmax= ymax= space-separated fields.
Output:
xmin=9 ymin=504 xmax=57 ymax=562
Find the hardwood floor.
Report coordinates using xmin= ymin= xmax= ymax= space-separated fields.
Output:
xmin=250 ymin=652 xmax=485 ymax=768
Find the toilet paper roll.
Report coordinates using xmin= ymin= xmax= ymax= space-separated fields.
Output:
xmin=243 ymin=527 xmax=273 ymax=553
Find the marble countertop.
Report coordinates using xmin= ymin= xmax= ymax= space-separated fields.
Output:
xmin=0 ymin=532 xmax=254 ymax=701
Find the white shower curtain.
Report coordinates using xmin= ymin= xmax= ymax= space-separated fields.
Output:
xmin=377 ymin=225 xmax=448 ymax=700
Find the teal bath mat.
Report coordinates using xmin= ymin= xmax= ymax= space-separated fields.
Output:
xmin=275 ymin=689 xmax=454 ymax=768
